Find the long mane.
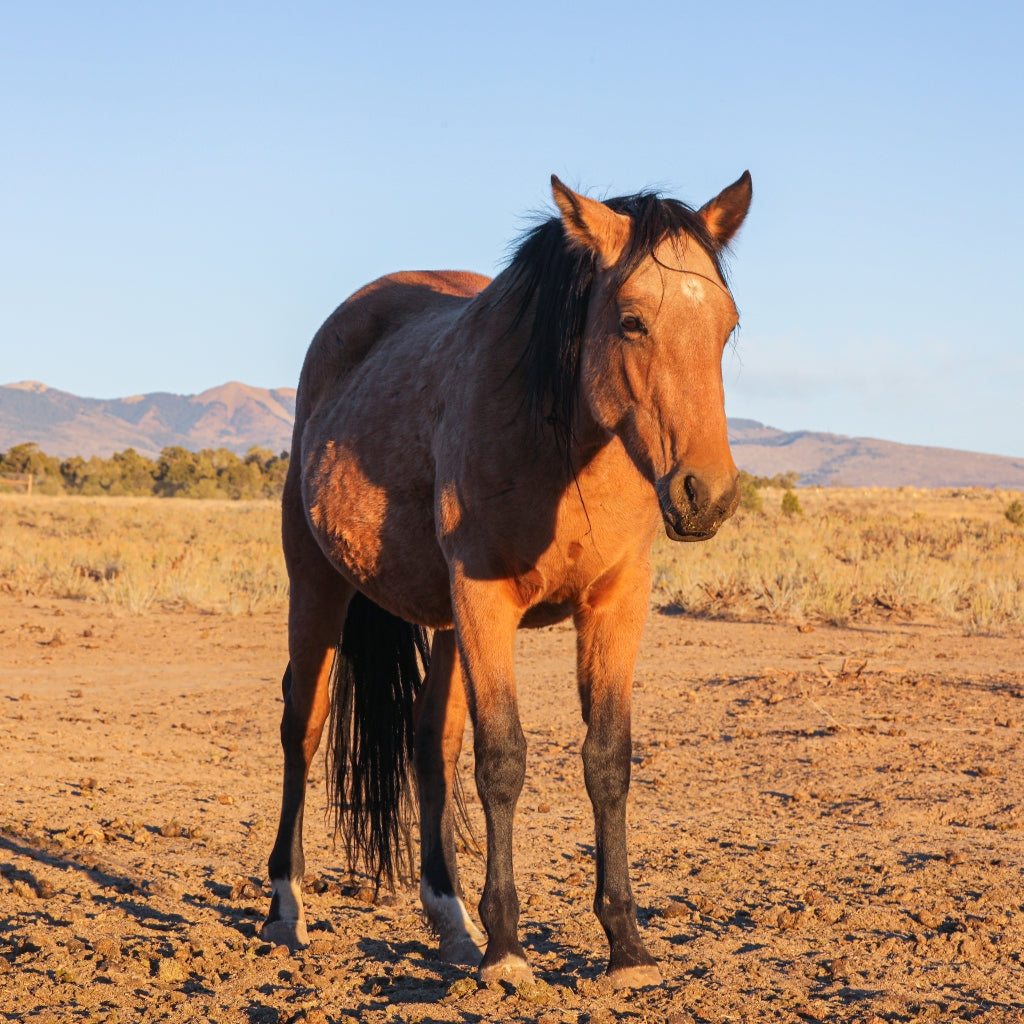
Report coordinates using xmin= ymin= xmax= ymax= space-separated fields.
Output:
xmin=505 ymin=191 xmax=729 ymax=466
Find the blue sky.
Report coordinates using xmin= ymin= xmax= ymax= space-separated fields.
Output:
xmin=2 ymin=2 xmax=1022 ymax=456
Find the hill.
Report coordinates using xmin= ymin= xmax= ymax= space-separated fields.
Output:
xmin=728 ymin=419 xmax=1024 ymax=488
xmin=2 ymin=383 xmax=1023 ymax=488
xmin=0 ymin=381 xmax=296 ymax=459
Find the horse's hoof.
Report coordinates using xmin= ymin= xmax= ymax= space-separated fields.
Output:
xmin=421 ymin=887 xmax=487 ymax=966
xmin=438 ymin=934 xmax=485 ymax=967
xmin=260 ymin=918 xmax=309 ymax=950
xmin=607 ymin=963 xmax=663 ymax=989
xmin=479 ymin=953 xmax=534 ymax=987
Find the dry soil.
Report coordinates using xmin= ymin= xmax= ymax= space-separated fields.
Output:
xmin=2 ymin=595 xmax=1023 ymax=1023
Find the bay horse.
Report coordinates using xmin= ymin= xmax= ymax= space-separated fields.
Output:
xmin=262 ymin=172 xmax=752 ymax=988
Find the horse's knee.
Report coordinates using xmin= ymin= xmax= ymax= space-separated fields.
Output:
xmin=475 ymin=720 xmax=526 ymax=806
xmin=582 ymin=726 xmax=631 ymax=802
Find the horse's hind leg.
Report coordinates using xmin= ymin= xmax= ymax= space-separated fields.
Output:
xmin=575 ymin=564 xmax=662 ymax=988
xmin=262 ymin=501 xmax=350 ymax=948
xmin=414 ymin=629 xmax=486 ymax=965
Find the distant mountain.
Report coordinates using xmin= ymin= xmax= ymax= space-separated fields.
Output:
xmin=0 ymin=381 xmax=296 ymax=459
xmin=729 ymin=419 xmax=1024 ymax=488
xmin=2 ymin=383 xmax=1023 ymax=488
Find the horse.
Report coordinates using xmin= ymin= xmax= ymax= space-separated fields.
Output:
xmin=261 ymin=171 xmax=752 ymax=988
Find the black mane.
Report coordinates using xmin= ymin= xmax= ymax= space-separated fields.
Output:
xmin=505 ymin=191 xmax=728 ymax=466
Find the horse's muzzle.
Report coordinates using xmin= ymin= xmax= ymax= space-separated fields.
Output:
xmin=657 ymin=469 xmax=740 ymax=542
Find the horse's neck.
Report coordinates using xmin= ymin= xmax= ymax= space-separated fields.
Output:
xmin=458 ymin=273 xmax=612 ymax=474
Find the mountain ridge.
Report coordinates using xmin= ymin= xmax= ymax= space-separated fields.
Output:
xmin=2 ymin=381 xmax=1022 ymax=488
xmin=0 ymin=381 xmax=296 ymax=460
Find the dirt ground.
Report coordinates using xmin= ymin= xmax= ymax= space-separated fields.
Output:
xmin=2 ymin=593 xmax=1024 ymax=1023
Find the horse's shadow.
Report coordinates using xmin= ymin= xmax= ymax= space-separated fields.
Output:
xmin=0 ymin=832 xmax=188 ymax=931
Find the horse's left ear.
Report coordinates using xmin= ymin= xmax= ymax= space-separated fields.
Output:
xmin=698 ymin=171 xmax=752 ymax=247
xmin=551 ymin=175 xmax=632 ymax=268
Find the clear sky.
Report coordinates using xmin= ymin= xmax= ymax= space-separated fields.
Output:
xmin=2 ymin=2 xmax=1022 ymax=456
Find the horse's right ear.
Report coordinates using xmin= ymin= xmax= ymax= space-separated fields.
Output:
xmin=551 ymin=175 xmax=631 ymax=268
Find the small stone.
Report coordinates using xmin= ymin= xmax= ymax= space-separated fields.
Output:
xmin=517 ymin=979 xmax=555 ymax=1005
xmin=155 ymin=958 xmax=187 ymax=985
xmin=443 ymin=976 xmax=478 ymax=1002
xmin=94 ymin=938 xmax=123 ymax=962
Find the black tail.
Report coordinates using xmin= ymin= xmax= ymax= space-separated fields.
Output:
xmin=327 ymin=591 xmax=430 ymax=890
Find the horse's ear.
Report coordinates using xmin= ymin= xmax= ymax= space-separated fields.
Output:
xmin=551 ymin=175 xmax=631 ymax=268
xmin=698 ymin=171 xmax=752 ymax=247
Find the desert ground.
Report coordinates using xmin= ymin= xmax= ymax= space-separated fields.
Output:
xmin=2 ymin=492 xmax=1024 ymax=1022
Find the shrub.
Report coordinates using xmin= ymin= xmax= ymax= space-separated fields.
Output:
xmin=781 ymin=490 xmax=803 ymax=516
xmin=1006 ymin=499 xmax=1024 ymax=527
xmin=739 ymin=475 xmax=764 ymax=513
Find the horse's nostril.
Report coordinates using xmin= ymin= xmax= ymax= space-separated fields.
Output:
xmin=684 ymin=475 xmax=698 ymax=508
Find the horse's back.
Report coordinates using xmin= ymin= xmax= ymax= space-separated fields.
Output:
xmin=296 ymin=270 xmax=490 ymax=421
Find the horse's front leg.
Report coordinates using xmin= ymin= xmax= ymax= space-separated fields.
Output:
xmin=575 ymin=564 xmax=662 ymax=988
xmin=451 ymin=577 xmax=532 ymax=985
xmin=414 ymin=628 xmax=486 ymax=964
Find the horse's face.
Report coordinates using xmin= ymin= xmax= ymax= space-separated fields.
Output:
xmin=553 ymin=174 xmax=752 ymax=542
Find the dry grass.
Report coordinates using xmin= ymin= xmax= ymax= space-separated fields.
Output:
xmin=0 ymin=496 xmax=286 ymax=615
xmin=3 ymin=488 xmax=1023 ymax=633
xmin=654 ymin=486 xmax=1024 ymax=635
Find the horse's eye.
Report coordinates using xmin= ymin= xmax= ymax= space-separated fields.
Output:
xmin=619 ymin=314 xmax=647 ymax=337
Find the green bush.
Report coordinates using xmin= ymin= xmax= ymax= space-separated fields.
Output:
xmin=1006 ymin=499 xmax=1024 ymax=527
xmin=739 ymin=475 xmax=764 ymax=513
xmin=781 ymin=490 xmax=803 ymax=516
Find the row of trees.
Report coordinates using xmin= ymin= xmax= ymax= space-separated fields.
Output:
xmin=2 ymin=447 xmax=809 ymax=506
xmin=0 ymin=443 xmax=289 ymax=499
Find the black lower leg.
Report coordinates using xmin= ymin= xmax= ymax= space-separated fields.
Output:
xmin=265 ymin=662 xmax=315 ymax=933
xmin=415 ymin=724 xmax=462 ymax=901
xmin=476 ymin=718 xmax=527 ymax=967
xmin=583 ymin=718 xmax=656 ymax=973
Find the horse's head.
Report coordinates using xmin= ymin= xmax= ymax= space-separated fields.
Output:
xmin=551 ymin=173 xmax=751 ymax=542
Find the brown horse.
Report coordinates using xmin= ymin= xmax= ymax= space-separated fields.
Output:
xmin=262 ymin=172 xmax=752 ymax=988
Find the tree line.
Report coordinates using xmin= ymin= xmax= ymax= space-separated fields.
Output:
xmin=0 ymin=443 xmax=289 ymax=499
xmin=2 ymin=444 xmax=803 ymax=505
